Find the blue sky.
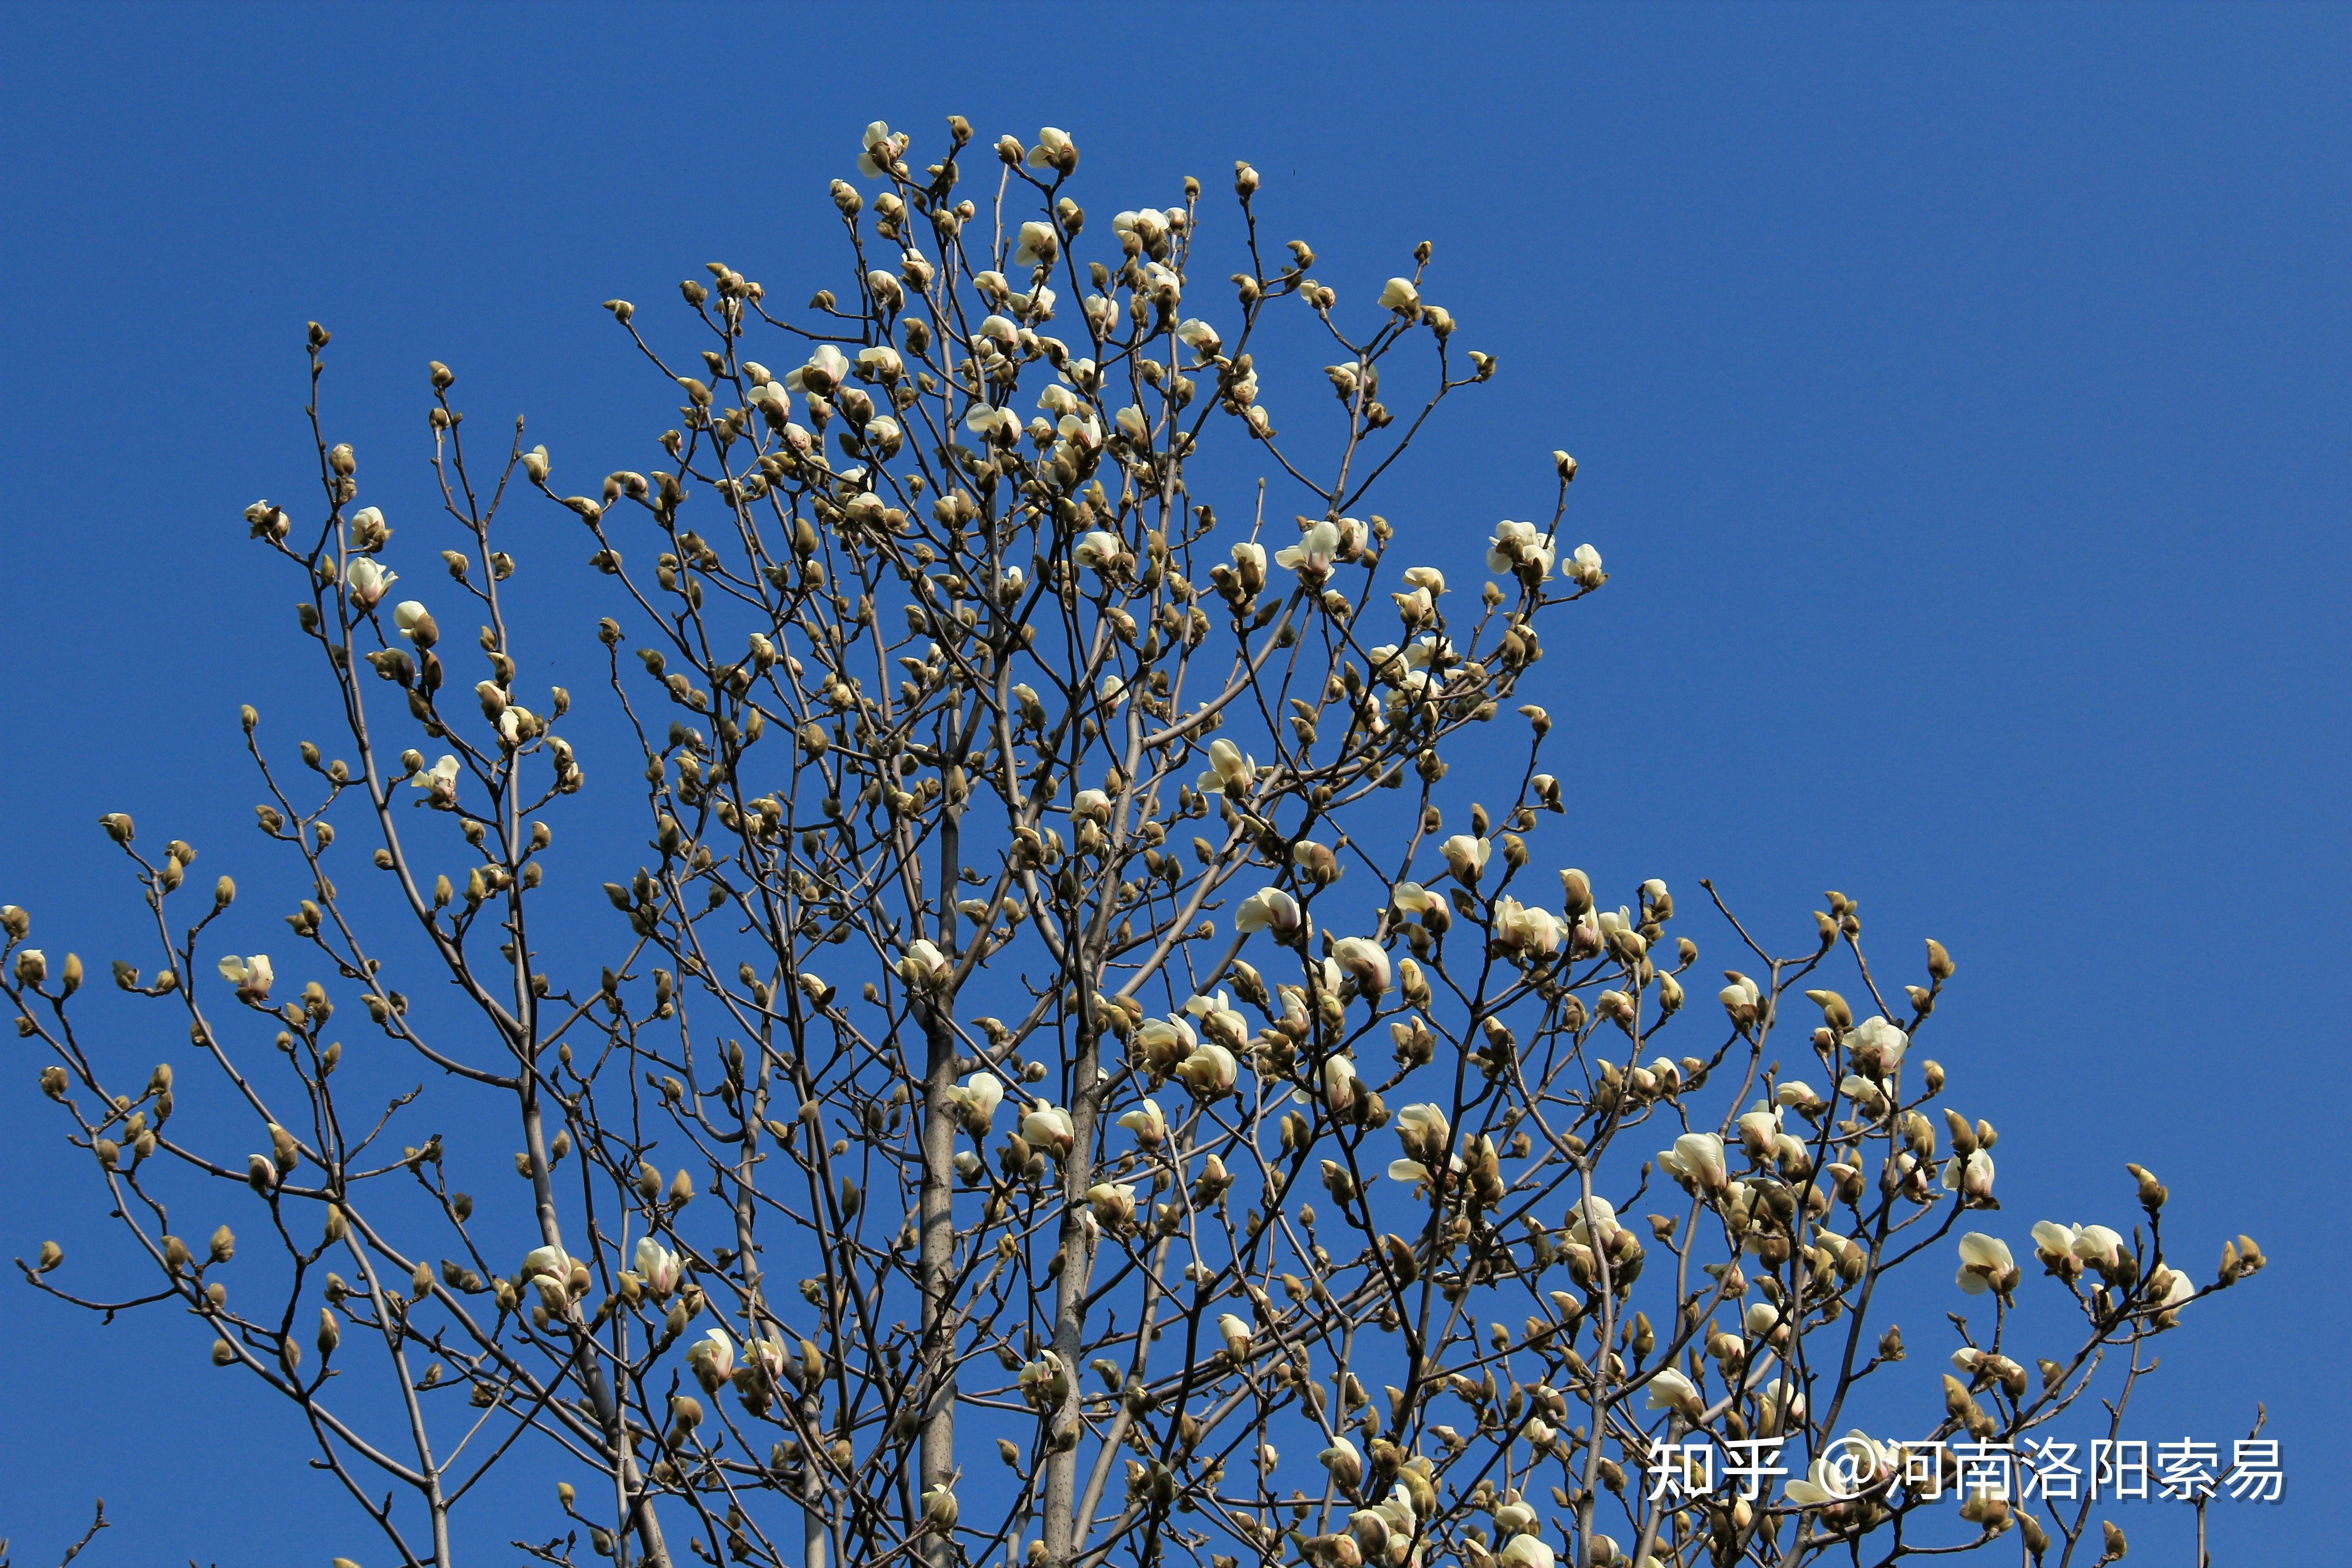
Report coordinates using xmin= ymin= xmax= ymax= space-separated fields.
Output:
xmin=1 ymin=2 xmax=2344 ymax=1561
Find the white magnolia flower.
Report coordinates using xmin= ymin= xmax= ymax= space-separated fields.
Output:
xmin=1775 ymin=1078 xmax=1823 ymax=1112
xmin=1134 ymin=1013 xmax=1199 ymax=1071
xmin=2030 ymin=1219 xmax=2080 ymax=1260
xmin=1395 ymin=1101 xmax=1450 ymax=1156
xmin=2156 ymin=1268 xmax=2195 ymax=1310
xmin=952 ymin=1074 xmax=1005 ymax=1131
xmin=1847 ymin=1015 xmax=1909 ymax=1073
xmin=1234 ymin=886 xmax=1301 ymax=936
xmin=857 ymin=120 xmax=905 ymax=177
xmin=1025 ymin=126 xmax=1074 ymax=169
xmin=345 ymin=557 xmax=396 ymax=609
xmin=1955 ymin=1232 xmax=2016 ymax=1295
xmin=1838 ymin=1073 xmax=1888 ymax=1114
xmin=1229 ymin=540 xmax=1267 ymax=590
xmin=1072 ymin=531 xmax=1124 ymax=572
xmin=1566 ymin=1194 xmax=1620 ymax=1246
xmin=1486 ymin=519 xmax=1554 ymax=577
xmin=1176 ymin=318 xmax=1222 ymax=358
xmin=1174 ymin=1043 xmax=1239 ymax=1098
xmin=1643 ymin=1367 xmax=1703 ymax=1418
xmin=1401 ymin=565 xmax=1446 ymax=594
xmin=1322 ymin=1054 xmax=1360 ymax=1115
xmin=1087 ymin=1181 xmax=1137 ymax=1228
xmin=1196 ymin=738 xmax=1257 ymax=796
xmin=1111 ymin=208 xmax=1168 ymax=247
xmin=1216 ymin=1312 xmax=1252 ymax=1357
xmin=963 ymin=404 xmax=1020 ymax=444
xmin=1494 ymin=897 xmax=1563 ymax=956
xmin=1183 ymin=990 xmax=1248 ymax=1048
xmin=1791 ymin=1431 xmax=1898 ymax=1504
xmin=1440 ymin=834 xmax=1491 ymax=882
xmin=855 ymin=345 xmax=903 ymax=382
xmin=743 ymin=1328 xmax=787 ymax=1384
xmin=1387 ymin=1157 xmax=1435 ymax=1188
xmin=1783 ymin=1457 xmax=1849 ymax=1508
xmin=392 ymin=600 xmax=434 ymax=641
xmin=1274 ymin=520 xmax=1341 ymax=578
xmin=634 ymin=1238 xmax=682 ymax=1298
xmin=1758 ymin=1377 xmax=1807 ymax=1428
xmin=1403 ymin=634 xmax=1454 ymax=672
xmin=693 ymin=1325 xmax=736 ymax=1381
xmin=1037 ymin=382 xmax=1080 ymax=418
xmin=1942 ymin=1147 xmax=1997 ymax=1200
xmin=786 ymin=344 xmax=851 ymax=396
xmin=1377 ymin=277 xmax=1421 ymax=313
xmin=897 ymin=940 xmax=951 ymax=989
xmin=2073 ymin=1223 xmax=2126 ymax=1269
xmin=1317 ymin=1436 xmax=1363 ymax=1488
xmin=1563 ymin=542 xmax=1606 ymax=588
xmin=1116 ymin=1098 xmax=1167 ymax=1147
xmin=217 ymin=953 xmax=275 ymax=1001
xmin=1013 ymin=220 xmax=1058 ymax=268
xmin=1331 ymin=937 xmax=1391 ymax=994
xmin=522 ymin=1244 xmax=574 ymax=1281
xmin=1391 ymin=881 xmax=1436 ymax=914
xmin=1496 ymin=1535 xmax=1555 ymax=1568
xmin=2038 ymin=1221 xmax=2125 ymax=1274
xmin=1021 ymin=1103 xmax=1075 ymax=1158
xmin=1658 ymin=1132 xmax=1729 ymax=1191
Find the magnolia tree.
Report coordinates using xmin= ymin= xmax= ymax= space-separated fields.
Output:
xmin=4 ymin=115 xmax=2266 ymax=1568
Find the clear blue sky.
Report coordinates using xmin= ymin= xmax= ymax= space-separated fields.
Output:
xmin=2 ymin=2 xmax=2344 ymax=1561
